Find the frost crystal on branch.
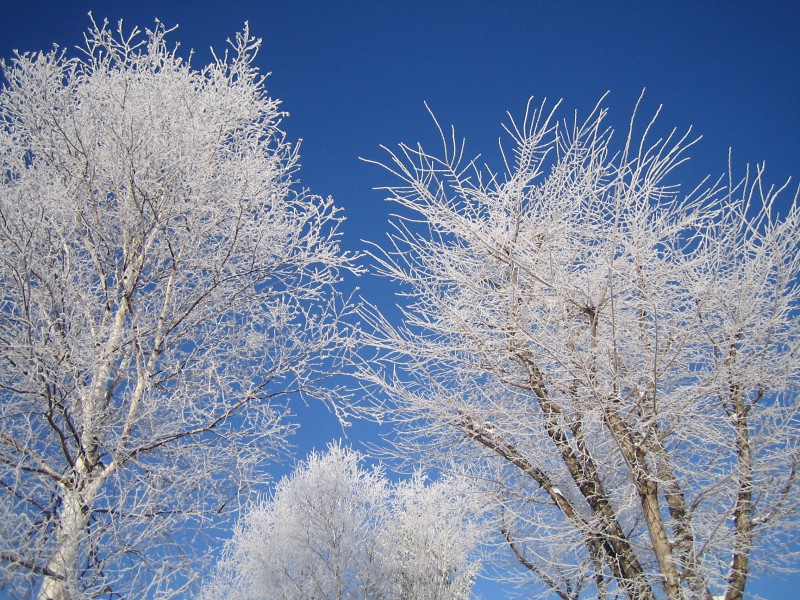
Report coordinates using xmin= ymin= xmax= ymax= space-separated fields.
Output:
xmin=0 ymin=19 xmax=359 ymax=599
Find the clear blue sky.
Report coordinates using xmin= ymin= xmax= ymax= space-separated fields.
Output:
xmin=2 ymin=2 xmax=798 ymax=597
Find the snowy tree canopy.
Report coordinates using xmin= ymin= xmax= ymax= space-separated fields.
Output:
xmin=0 ymin=19 xmax=359 ymax=599
xmin=360 ymin=96 xmax=800 ymax=599
xmin=202 ymin=443 xmax=484 ymax=600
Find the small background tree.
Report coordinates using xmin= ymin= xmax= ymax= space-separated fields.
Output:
xmin=0 ymin=19 xmax=359 ymax=598
xmin=360 ymin=96 xmax=800 ymax=599
xmin=202 ymin=443 xmax=483 ymax=600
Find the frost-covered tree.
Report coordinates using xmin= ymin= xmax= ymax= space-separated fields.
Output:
xmin=360 ymin=97 xmax=800 ymax=599
xmin=202 ymin=444 xmax=482 ymax=600
xmin=0 ymin=19 xmax=359 ymax=599
xmin=387 ymin=472 xmax=481 ymax=600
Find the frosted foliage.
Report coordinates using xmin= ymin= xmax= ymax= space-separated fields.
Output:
xmin=386 ymin=475 xmax=481 ymax=599
xmin=361 ymin=97 xmax=800 ymax=599
xmin=0 ymin=19 xmax=358 ymax=599
xmin=202 ymin=444 xmax=482 ymax=600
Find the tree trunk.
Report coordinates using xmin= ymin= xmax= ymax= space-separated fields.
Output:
xmin=37 ymin=490 xmax=87 ymax=600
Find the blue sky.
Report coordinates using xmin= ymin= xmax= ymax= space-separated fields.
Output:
xmin=2 ymin=1 xmax=799 ymax=597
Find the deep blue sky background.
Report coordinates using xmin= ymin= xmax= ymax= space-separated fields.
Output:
xmin=2 ymin=2 xmax=799 ymax=597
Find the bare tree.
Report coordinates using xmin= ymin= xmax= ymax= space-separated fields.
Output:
xmin=0 ymin=19 xmax=359 ymax=599
xmin=360 ymin=96 xmax=800 ymax=599
xmin=201 ymin=443 xmax=482 ymax=600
